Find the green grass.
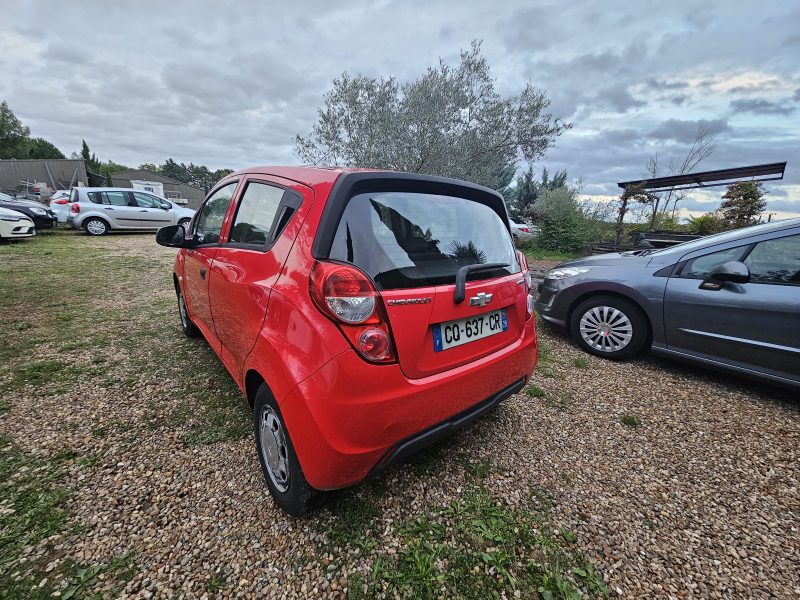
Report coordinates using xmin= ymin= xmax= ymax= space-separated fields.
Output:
xmin=326 ymin=492 xmax=381 ymax=551
xmin=620 ymin=414 xmax=641 ymax=428
xmin=348 ymin=485 xmax=606 ymax=599
xmin=525 ymin=384 xmax=547 ymax=398
xmin=521 ymin=248 xmax=581 ymax=262
xmin=571 ymin=356 xmax=590 ymax=369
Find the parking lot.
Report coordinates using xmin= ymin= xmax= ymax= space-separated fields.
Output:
xmin=1 ymin=231 xmax=798 ymax=599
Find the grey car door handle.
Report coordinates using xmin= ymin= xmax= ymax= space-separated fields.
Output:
xmin=200 ymin=267 xmax=206 ymax=280
xmin=104 ymin=207 xmax=114 ymax=210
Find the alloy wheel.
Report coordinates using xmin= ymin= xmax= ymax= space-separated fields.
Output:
xmin=86 ymin=220 xmax=106 ymax=235
xmin=259 ymin=405 xmax=290 ymax=492
xmin=579 ymin=305 xmax=633 ymax=353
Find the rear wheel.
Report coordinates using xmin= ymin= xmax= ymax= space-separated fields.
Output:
xmin=84 ymin=218 xmax=109 ymax=236
xmin=176 ymin=285 xmax=200 ymax=338
xmin=178 ymin=218 xmax=191 ymax=234
xmin=253 ymin=385 xmax=318 ymax=516
xmin=569 ymin=295 xmax=648 ymax=360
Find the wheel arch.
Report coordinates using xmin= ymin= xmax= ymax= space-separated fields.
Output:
xmin=244 ymin=369 xmax=269 ymax=410
xmin=83 ymin=215 xmax=111 ymax=231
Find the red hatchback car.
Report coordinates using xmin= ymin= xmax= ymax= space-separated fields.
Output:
xmin=157 ymin=167 xmax=539 ymax=514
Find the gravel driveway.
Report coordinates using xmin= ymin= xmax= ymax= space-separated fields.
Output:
xmin=1 ymin=233 xmax=798 ymax=599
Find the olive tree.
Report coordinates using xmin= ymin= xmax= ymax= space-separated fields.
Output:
xmin=295 ymin=41 xmax=571 ymax=191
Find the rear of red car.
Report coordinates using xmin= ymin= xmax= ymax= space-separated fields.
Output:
xmin=280 ymin=172 xmax=539 ymax=490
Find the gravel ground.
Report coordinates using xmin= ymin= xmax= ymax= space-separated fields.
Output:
xmin=1 ymin=233 xmax=798 ymax=599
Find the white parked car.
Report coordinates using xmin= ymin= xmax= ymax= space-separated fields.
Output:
xmin=509 ymin=218 xmax=537 ymax=242
xmin=67 ymin=187 xmax=195 ymax=236
xmin=0 ymin=206 xmax=36 ymax=240
xmin=49 ymin=190 xmax=72 ymax=223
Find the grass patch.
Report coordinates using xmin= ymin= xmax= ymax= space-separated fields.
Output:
xmin=349 ymin=485 xmax=606 ymax=599
xmin=521 ymin=247 xmax=581 ymax=262
xmin=571 ymin=356 xmax=590 ymax=369
xmin=0 ymin=435 xmax=69 ymax=579
xmin=620 ymin=414 xmax=641 ymax=428
xmin=326 ymin=493 xmax=381 ymax=551
xmin=525 ymin=384 xmax=547 ymax=398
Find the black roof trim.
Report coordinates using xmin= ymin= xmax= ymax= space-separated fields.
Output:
xmin=618 ymin=162 xmax=787 ymax=193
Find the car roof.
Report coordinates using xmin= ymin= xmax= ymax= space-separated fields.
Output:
xmin=653 ymin=217 xmax=800 ymax=256
xmin=229 ymin=166 xmax=380 ymax=187
xmin=77 ymin=187 xmax=151 ymax=192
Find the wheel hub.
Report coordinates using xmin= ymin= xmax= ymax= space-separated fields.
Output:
xmin=259 ymin=407 xmax=290 ymax=492
xmin=579 ymin=305 xmax=633 ymax=352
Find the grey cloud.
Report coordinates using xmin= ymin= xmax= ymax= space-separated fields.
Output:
xmin=794 ymin=88 xmax=800 ymax=101
xmin=594 ymin=86 xmax=645 ymax=113
xmin=644 ymin=78 xmax=688 ymax=91
xmin=730 ymin=98 xmax=795 ymax=116
xmin=649 ymin=119 xmax=731 ymax=142
xmin=670 ymin=94 xmax=688 ymax=106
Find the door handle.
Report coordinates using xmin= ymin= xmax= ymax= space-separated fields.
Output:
xmin=104 ymin=207 xmax=114 ymax=210
xmin=200 ymin=267 xmax=206 ymax=280
xmin=141 ymin=209 xmax=149 ymax=212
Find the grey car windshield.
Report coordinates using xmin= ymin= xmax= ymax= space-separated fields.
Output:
xmin=329 ymin=191 xmax=517 ymax=290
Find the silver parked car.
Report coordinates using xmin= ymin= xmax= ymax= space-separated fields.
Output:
xmin=535 ymin=218 xmax=800 ymax=390
xmin=67 ymin=187 xmax=195 ymax=236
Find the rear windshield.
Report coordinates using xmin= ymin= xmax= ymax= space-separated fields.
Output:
xmin=330 ymin=191 xmax=518 ymax=289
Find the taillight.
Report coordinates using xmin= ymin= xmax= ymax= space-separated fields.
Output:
xmin=519 ymin=226 xmax=530 ymax=232
xmin=71 ymin=203 xmax=80 ymax=213
xmin=54 ymin=199 xmax=69 ymax=205
xmin=310 ymin=261 xmax=396 ymax=363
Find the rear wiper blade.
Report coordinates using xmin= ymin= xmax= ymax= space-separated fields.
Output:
xmin=454 ymin=262 xmax=509 ymax=304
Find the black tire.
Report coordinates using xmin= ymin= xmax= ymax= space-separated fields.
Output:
xmin=569 ymin=295 xmax=649 ymax=360
xmin=253 ymin=385 xmax=318 ymax=516
xmin=83 ymin=217 xmax=109 ymax=236
xmin=176 ymin=285 xmax=200 ymax=338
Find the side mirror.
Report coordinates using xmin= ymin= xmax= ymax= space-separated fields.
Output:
xmin=160 ymin=202 xmax=171 ymax=210
xmin=710 ymin=261 xmax=750 ymax=283
xmin=156 ymin=224 xmax=190 ymax=248
xmin=701 ymin=261 xmax=750 ymax=290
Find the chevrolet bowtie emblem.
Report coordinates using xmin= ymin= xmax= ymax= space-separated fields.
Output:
xmin=469 ymin=292 xmax=493 ymax=307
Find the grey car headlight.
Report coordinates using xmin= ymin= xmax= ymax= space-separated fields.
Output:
xmin=0 ymin=215 xmax=22 ymax=222
xmin=546 ymin=267 xmax=590 ymax=280
xmin=30 ymin=207 xmax=47 ymax=215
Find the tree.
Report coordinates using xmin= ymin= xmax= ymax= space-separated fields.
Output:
xmin=0 ymin=101 xmax=31 ymax=159
xmin=27 ymin=137 xmax=65 ymax=159
xmin=532 ymin=186 xmax=585 ymax=254
xmin=642 ymin=124 xmax=717 ymax=227
xmin=614 ymin=183 xmax=658 ymax=244
xmin=719 ymin=181 xmax=767 ymax=229
xmin=295 ymin=40 xmax=571 ymax=191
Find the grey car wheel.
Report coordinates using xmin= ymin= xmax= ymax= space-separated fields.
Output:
xmin=84 ymin=218 xmax=108 ymax=236
xmin=579 ymin=305 xmax=633 ymax=352
xmin=570 ymin=295 xmax=648 ymax=360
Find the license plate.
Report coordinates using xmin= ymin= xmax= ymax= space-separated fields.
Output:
xmin=432 ymin=309 xmax=508 ymax=352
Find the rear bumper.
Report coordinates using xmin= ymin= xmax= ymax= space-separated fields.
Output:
xmin=279 ymin=318 xmax=538 ymax=490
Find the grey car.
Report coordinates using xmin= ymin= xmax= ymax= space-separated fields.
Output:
xmin=67 ymin=187 xmax=195 ymax=236
xmin=535 ymin=218 xmax=800 ymax=389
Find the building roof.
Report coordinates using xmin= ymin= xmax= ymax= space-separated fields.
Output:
xmin=618 ymin=162 xmax=787 ymax=193
xmin=111 ymin=169 xmax=204 ymax=191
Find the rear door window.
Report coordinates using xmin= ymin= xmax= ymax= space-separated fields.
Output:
xmin=329 ymin=191 xmax=517 ymax=289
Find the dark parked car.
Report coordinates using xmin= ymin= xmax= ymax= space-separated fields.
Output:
xmin=536 ymin=218 xmax=799 ymax=389
xmin=0 ymin=198 xmax=58 ymax=229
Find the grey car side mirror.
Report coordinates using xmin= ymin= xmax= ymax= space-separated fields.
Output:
xmin=710 ymin=261 xmax=750 ymax=283
xmin=701 ymin=261 xmax=750 ymax=290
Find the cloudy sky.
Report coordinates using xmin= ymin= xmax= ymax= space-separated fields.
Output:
xmin=2 ymin=0 xmax=798 ymax=217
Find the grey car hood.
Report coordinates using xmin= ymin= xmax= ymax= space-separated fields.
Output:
xmin=557 ymin=252 xmax=654 ymax=269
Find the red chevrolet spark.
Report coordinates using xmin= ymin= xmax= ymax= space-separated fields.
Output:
xmin=156 ymin=167 xmax=538 ymax=515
